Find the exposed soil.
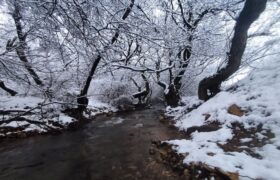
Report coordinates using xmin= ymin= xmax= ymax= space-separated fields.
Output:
xmin=153 ymin=120 xmax=276 ymax=180
xmin=151 ymin=141 xmax=239 ymax=180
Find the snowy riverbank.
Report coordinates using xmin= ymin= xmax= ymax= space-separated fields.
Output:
xmin=0 ymin=96 xmax=116 ymax=139
xmin=165 ymin=58 xmax=280 ymax=179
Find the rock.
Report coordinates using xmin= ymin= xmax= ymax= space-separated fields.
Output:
xmin=159 ymin=115 xmax=166 ymax=122
xmin=24 ymin=106 xmax=31 ymax=109
xmin=183 ymin=169 xmax=190 ymax=177
xmin=149 ymin=148 xmax=156 ymax=155
xmin=216 ymin=167 xmax=239 ymax=180
xmin=154 ymin=152 xmax=163 ymax=162
xmin=202 ymin=113 xmax=211 ymax=120
xmin=128 ymin=165 xmax=137 ymax=170
xmin=134 ymin=123 xmax=143 ymax=128
xmin=111 ymin=95 xmax=134 ymax=111
xmin=228 ymin=104 xmax=245 ymax=117
xmin=181 ymin=152 xmax=189 ymax=157
xmin=123 ymin=174 xmax=133 ymax=178
xmin=171 ymin=157 xmax=177 ymax=163
xmin=151 ymin=140 xmax=161 ymax=146
xmin=227 ymin=172 xmax=240 ymax=180
xmin=17 ymin=132 xmax=27 ymax=138
xmin=207 ymin=152 xmax=215 ymax=156
xmin=106 ymin=112 xmax=113 ymax=116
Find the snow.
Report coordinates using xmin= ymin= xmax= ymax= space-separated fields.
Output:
xmin=105 ymin=117 xmax=125 ymax=125
xmin=23 ymin=124 xmax=46 ymax=133
xmin=88 ymin=97 xmax=115 ymax=109
xmin=166 ymin=57 xmax=280 ymax=180
xmin=0 ymin=96 xmax=43 ymax=110
xmin=165 ymin=96 xmax=203 ymax=120
xmin=84 ymin=97 xmax=117 ymax=118
xmin=191 ymin=128 xmax=233 ymax=145
xmin=134 ymin=123 xmax=144 ymax=128
xmin=0 ymin=95 xmax=115 ymax=136
xmin=240 ymin=138 xmax=253 ymax=143
xmin=4 ymin=121 xmax=29 ymax=127
xmin=59 ymin=114 xmax=74 ymax=124
xmin=98 ymin=117 xmax=125 ymax=128
xmin=112 ymin=117 xmax=125 ymax=124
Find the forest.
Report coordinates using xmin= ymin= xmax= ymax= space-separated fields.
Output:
xmin=0 ymin=0 xmax=280 ymax=179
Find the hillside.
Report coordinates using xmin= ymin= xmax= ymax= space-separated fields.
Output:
xmin=166 ymin=57 xmax=280 ymax=179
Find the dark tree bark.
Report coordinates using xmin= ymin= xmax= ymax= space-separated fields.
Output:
xmin=198 ymin=0 xmax=267 ymax=101
xmin=0 ymin=81 xmax=17 ymax=96
xmin=166 ymin=40 xmax=192 ymax=107
xmin=160 ymin=0 xmax=194 ymax=107
xmin=77 ymin=0 xmax=135 ymax=112
xmin=77 ymin=55 xmax=101 ymax=112
xmin=160 ymin=1 xmax=207 ymax=107
xmin=173 ymin=45 xmax=192 ymax=91
xmin=164 ymin=84 xmax=181 ymax=107
xmin=132 ymin=74 xmax=150 ymax=105
xmin=12 ymin=2 xmax=44 ymax=86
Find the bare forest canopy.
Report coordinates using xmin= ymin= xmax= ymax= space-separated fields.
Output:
xmin=0 ymin=0 xmax=279 ymax=110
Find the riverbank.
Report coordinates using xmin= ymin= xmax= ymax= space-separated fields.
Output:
xmin=0 ymin=96 xmax=116 ymax=140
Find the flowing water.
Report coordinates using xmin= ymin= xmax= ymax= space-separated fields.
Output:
xmin=0 ymin=107 xmax=184 ymax=180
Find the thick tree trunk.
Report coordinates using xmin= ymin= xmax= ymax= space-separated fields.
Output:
xmin=198 ymin=0 xmax=267 ymax=101
xmin=77 ymin=55 xmax=101 ymax=112
xmin=159 ymin=1 xmax=207 ymax=107
xmin=174 ymin=46 xmax=192 ymax=90
xmin=0 ymin=81 xmax=17 ymax=96
xmin=163 ymin=41 xmax=192 ymax=107
xmin=12 ymin=3 xmax=43 ymax=86
xmin=164 ymin=84 xmax=180 ymax=107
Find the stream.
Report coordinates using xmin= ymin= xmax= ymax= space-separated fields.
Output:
xmin=0 ymin=107 xmax=184 ymax=180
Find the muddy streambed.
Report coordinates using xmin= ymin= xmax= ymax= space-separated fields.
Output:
xmin=0 ymin=107 xmax=185 ymax=180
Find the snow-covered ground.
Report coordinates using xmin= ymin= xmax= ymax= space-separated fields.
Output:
xmin=166 ymin=58 xmax=280 ymax=179
xmin=0 ymin=96 xmax=116 ymax=138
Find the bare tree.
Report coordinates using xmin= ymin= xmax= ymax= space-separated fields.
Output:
xmin=0 ymin=0 xmax=276 ymax=113
xmin=155 ymin=0 xmax=227 ymax=107
xmin=77 ymin=0 xmax=135 ymax=112
xmin=198 ymin=0 xmax=267 ymax=101
xmin=11 ymin=1 xmax=44 ymax=86
xmin=132 ymin=73 xmax=151 ymax=106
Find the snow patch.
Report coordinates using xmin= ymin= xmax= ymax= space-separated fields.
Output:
xmin=59 ymin=114 xmax=74 ymax=124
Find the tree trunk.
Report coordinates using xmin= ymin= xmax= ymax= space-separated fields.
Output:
xmin=77 ymin=55 xmax=101 ymax=112
xmin=164 ymin=84 xmax=180 ymax=107
xmin=198 ymin=0 xmax=267 ymax=101
xmin=132 ymin=74 xmax=150 ymax=105
xmin=0 ymin=81 xmax=17 ymax=96
xmin=163 ymin=41 xmax=192 ymax=107
xmin=12 ymin=2 xmax=44 ymax=86
xmin=174 ymin=46 xmax=192 ymax=91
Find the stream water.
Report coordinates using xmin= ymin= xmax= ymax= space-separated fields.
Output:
xmin=0 ymin=107 xmax=184 ymax=180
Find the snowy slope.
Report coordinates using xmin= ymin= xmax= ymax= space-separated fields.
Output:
xmin=166 ymin=58 xmax=280 ymax=180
